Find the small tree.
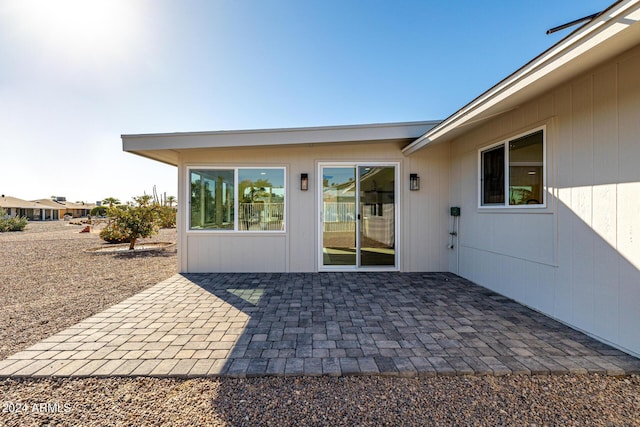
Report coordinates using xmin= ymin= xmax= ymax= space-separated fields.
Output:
xmin=90 ymin=206 xmax=108 ymax=217
xmin=157 ymin=205 xmax=177 ymax=228
xmin=100 ymin=198 xmax=160 ymax=249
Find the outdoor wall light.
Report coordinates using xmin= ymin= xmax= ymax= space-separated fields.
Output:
xmin=409 ymin=173 xmax=420 ymax=191
xmin=300 ymin=173 xmax=309 ymax=191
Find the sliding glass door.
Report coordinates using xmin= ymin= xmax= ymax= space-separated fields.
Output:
xmin=358 ymin=166 xmax=396 ymax=266
xmin=320 ymin=163 xmax=397 ymax=270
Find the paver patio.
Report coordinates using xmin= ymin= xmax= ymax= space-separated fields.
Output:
xmin=1 ymin=272 xmax=639 ymax=378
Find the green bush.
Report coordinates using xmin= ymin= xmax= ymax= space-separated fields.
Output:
xmin=157 ymin=206 xmax=176 ymax=228
xmin=0 ymin=209 xmax=28 ymax=232
xmin=99 ymin=221 xmax=132 ymax=243
xmin=98 ymin=195 xmax=176 ymax=248
xmin=90 ymin=206 xmax=108 ymax=217
xmin=100 ymin=202 xmax=160 ymax=249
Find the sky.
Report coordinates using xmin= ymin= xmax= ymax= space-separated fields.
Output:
xmin=0 ymin=0 xmax=612 ymax=204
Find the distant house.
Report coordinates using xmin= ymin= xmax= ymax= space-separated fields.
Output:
xmin=58 ymin=200 xmax=94 ymax=218
xmin=0 ymin=196 xmax=60 ymax=220
xmin=42 ymin=197 xmax=94 ymax=218
xmin=31 ymin=199 xmax=63 ymax=220
xmin=123 ymin=0 xmax=640 ymax=357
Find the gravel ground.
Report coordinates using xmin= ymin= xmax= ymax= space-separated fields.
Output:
xmin=1 ymin=375 xmax=639 ymax=426
xmin=1 ymin=221 xmax=640 ymax=426
xmin=0 ymin=221 xmax=178 ymax=360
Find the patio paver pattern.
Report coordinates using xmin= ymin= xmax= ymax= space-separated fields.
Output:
xmin=1 ymin=273 xmax=639 ymax=378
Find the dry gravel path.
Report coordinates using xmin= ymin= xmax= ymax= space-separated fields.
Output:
xmin=1 ymin=221 xmax=639 ymax=426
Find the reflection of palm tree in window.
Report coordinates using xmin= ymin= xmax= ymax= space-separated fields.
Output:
xmin=239 ymin=179 xmax=270 ymax=230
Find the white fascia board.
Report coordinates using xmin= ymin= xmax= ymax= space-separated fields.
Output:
xmin=127 ymin=148 xmax=181 ymax=167
xmin=403 ymin=0 xmax=640 ymax=155
xmin=122 ymin=121 xmax=440 ymax=154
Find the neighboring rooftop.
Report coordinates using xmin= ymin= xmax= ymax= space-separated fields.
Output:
xmin=0 ymin=196 xmax=95 ymax=211
xmin=0 ymin=195 xmax=41 ymax=210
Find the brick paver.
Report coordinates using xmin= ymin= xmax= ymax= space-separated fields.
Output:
xmin=1 ymin=273 xmax=639 ymax=378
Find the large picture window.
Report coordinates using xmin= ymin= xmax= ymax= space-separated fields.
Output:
xmin=190 ymin=167 xmax=285 ymax=231
xmin=480 ymin=128 xmax=544 ymax=207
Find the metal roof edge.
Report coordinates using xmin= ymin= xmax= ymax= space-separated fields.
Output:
xmin=121 ymin=120 xmax=441 ymax=140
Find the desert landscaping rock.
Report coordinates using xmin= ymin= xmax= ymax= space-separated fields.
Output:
xmin=0 ymin=221 xmax=177 ymax=360
xmin=1 ymin=375 xmax=639 ymax=426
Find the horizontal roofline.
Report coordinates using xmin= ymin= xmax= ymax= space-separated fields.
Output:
xmin=122 ymin=120 xmax=440 ymax=139
xmin=123 ymin=121 xmax=441 ymax=166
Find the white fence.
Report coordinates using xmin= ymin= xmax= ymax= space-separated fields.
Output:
xmin=323 ymin=202 xmax=356 ymax=232
xmin=323 ymin=202 xmax=394 ymax=246
xmin=239 ymin=203 xmax=284 ymax=231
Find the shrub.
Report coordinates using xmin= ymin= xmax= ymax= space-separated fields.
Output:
xmin=99 ymin=221 xmax=132 ymax=243
xmin=100 ymin=202 xmax=160 ymax=249
xmin=0 ymin=209 xmax=28 ymax=232
xmin=90 ymin=206 xmax=108 ymax=217
xmin=157 ymin=206 xmax=176 ymax=228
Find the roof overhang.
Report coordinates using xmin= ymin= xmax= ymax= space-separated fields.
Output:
xmin=0 ymin=196 xmax=40 ymax=209
xmin=403 ymin=0 xmax=640 ymax=155
xmin=123 ymin=121 xmax=440 ymax=166
xmin=32 ymin=199 xmax=65 ymax=209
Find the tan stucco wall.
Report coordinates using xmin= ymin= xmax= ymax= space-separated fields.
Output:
xmin=448 ymin=44 xmax=640 ymax=356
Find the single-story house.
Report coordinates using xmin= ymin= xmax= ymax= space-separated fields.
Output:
xmin=0 ymin=195 xmax=60 ymax=220
xmin=123 ymin=0 xmax=640 ymax=357
xmin=57 ymin=200 xmax=94 ymax=218
xmin=31 ymin=199 xmax=64 ymax=220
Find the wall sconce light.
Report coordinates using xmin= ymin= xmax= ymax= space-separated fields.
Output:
xmin=409 ymin=173 xmax=420 ymax=191
xmin=300 ymin=173 xmax=309 ymax=191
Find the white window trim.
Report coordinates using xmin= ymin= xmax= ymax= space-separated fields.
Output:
xmin=477 ymin=126 xmax=547 ymax=209
xmin=316 ymin=161 xmax=400 ymax=272
xmin=186 ymin=166 xmax=287 ymax=233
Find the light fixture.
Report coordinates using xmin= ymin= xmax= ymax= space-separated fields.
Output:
xmin=409 ymin=173 xmax=420 ymax=191
xmin=300 ymin=173 xmax=309 ymax=191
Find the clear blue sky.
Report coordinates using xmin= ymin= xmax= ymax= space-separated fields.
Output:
xmin=0 ymin=0 xmax=610 ymax=203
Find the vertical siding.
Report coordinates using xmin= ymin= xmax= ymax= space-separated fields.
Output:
xmin=570 ymin=75 xmax=595 ymax=332
xmin=449 ymin=44 xmax=640 ymax=356
xmin=553 ymin=85 xmax=574 ymax=318
xmin=177 ymin=141 xmax=450 ymax=273
xmin=592 ymin=62 xmax=620 ymax=342
xmin=617 ymin=50 xmax=640 ymax=353
xmin=404 ymin=142 xmax=451 ymax=272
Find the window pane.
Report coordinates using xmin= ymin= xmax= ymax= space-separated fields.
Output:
xmin=322 ymin=167 xmax=356 ymax=266
xmin=509 ymin=130 xmax=543 ymax=205
xmin=190 ymin=169 xmax=234 ymax=229
xmin=238 ymin=168 xmax=285 ymax=231
xmin=482 ymin=145 xmax=505 ymax=205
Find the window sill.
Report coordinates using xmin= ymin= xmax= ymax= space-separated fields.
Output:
xmin=477 ymin=205 xmax=550 ymax=214
xmin=186 ymin=230 xmax=287 ymax=235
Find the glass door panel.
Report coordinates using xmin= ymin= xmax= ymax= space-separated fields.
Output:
xmin=358 ymin=166 xmax=395 ymax=266
xmin=322 ymin=167 xmax=356 ymax=266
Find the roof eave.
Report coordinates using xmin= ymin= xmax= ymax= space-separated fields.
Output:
xmin=123 ymin=121 xmax=441 ymax=166
xmin=403 ymin=0 xmax=639 ymax=155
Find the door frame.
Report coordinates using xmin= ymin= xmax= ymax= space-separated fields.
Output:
xmin=317 ymin=161 xmax=400 ymax=272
